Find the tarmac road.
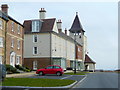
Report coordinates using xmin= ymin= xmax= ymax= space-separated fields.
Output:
xmin=72 ymin=72 xmax=119 ymax=89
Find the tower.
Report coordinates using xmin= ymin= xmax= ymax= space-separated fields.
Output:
xmin=69 ymin=12 xmax=87 ymax=70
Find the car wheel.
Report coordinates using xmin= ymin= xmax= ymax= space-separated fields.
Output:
xmin=56 ymin=72 xmax=62 ymax=76
xmin=39 ymin=71 xmax=44 ymax=76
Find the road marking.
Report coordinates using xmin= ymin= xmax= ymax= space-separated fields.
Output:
xmin=60 ymin=75 xmax=73 ymax=80
xmin=72 ymin=75 xmax=87 ymax=88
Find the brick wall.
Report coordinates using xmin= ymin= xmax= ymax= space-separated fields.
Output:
xmin=24 ymin=58 xmax=51 ymax=70
xmin=6 ymin=19 xmax=23 ymax=65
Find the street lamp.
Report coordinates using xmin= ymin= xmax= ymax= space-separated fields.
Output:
xmin=74 ymin=31 xmax=77 ymax=74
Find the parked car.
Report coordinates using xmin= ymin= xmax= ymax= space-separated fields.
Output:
xmin=36 ymin=65 xmax=64 ymax=76
xmin=0 ymin=64 xmax=6 ymax=81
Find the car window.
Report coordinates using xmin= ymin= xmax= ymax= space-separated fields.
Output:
xmin=54 ymin=66 xmax=60 ymax=69
xmin=46 ymin=66 xmax=53 ymax=69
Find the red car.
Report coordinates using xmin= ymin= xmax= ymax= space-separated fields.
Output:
xmin=36 ymin=65 xmax=64 ymax=76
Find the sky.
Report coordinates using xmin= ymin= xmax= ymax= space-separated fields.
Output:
xmin=0 ymin=1 xmax=118 ymax=70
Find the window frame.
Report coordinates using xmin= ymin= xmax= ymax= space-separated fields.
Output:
xmin=11 ymin=37 xmax=14 ymax=48
xmin=17 ymin=24 xmax=20 ymax=34
xmin=33 ymin=35 xmax=38 ymax=43
xmin=16 ymin=56 xmax=20 ymax=65
xmin=32 ymin=20 xmax=40 ymax=32
xmin=17 ymin=39 xmax=20 ymax=49
xmin=0 ymin=20 xmax=3 ymax=30
xmin=0 ymin=56 xmax=2 ymax=64
xmin=33 ymin=47 xmax=38 ymax=55
xmin=0 ymin=37 xmax=3 ymax=47
xmin=11 ymin=21 xmax=14 ymax=32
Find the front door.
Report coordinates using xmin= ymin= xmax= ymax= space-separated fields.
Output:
xmin=33 ymin=61 xmax=37 ymax=70
xmin=10 ymin=52 xmax=16 ymax=67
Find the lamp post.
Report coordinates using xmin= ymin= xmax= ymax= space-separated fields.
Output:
xmin=74 ymin=31 xmax=77 ymax=74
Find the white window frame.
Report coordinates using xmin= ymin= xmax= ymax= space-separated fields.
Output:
xmin=0 ymin=20 xmax=3 ymax=30
xmin=0 ymin=37 xmax=3 ymax=47
xmin=17 ymin=40 xmax=20 ymax=49
xmin=33 ymin=35 xmax=38 ymax=43
xmin=12 ymin=21 xmax=14 ymax=32
xmin=0 ymin=56 xmax=2 ymax=64
xmin=32 ymin=20 xmax=40 ymax=32
xmin=16 ymin=56 xmax=20 ymax=65
xmin=33 ymin=47 xmax=38 ymax=55
xmin=11 ymin=37 xmax=14 ymax=48
xmin=33 ymin=61 xmax=37 ymax=70
xmin=17 ymin=24 xmax=20 ymax=34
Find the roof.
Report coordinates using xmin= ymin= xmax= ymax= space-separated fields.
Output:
xmin=84 ymin=54 xmax=96 ymax=64
xmin=0 ymin=10 xmax=8 ymax=21
xmin=24 ymin=18 xmax=56 ymax=34
xmin=0 ymin=10 xmax=23 ymax=26
xmin=69 ymin=14 xmax=85 ymax=33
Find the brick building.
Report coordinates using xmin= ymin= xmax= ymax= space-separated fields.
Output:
xmin=0 ymin=10 xmax=8 ymax=64
xmin=1 ymin=4 xmax=24 ymax=66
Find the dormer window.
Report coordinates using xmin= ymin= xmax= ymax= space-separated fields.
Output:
xmin=32 ymin=20 xmax=40 ymax=32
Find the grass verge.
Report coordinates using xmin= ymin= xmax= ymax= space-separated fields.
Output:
xmin=64 ymin=71 xmax=88 ymax=75
xmin=2 ymin=78 xmax=75 ymax=87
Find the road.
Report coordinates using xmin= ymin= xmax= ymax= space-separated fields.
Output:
xmin=72 ymin=72 xmax=119 ymax=89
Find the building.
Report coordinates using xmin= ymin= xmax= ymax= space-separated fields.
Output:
xmin=1 ymin=4 xmax=24 ymax=66
xmin=84 ymin=54 xmax=96 ymax=72
xmin=69 ymin=12 xmax=87 ymax=71
xmin=23 ymin=8 xmax=84 ymax=70
xmin=0 ymin=10 xmax=8 ymax=64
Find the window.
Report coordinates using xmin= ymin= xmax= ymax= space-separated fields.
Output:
xmin=33 ymin=61 xmax=37 ymax=70
xmin=16 ymin=56 xmax=20 ymax=65
xmin=17 ymin=25 xmax=20 ymax=34
xmin=78 ymin=48 xmax=80 ymax=52
xmin=46 ymin=66 xmax=53 ymax=69
xmin=33 ymin=35 xmax=38 ymax=42
xmin=17 ymin=40 xmax=20 ymax=49
xmin=11 ymin=22 xmax=14 ymax=32
xmin=0 ymin=56 xmax=2 ymax=64
xmin=11 ymin=37 xmax=14 ymax=48
xmin=33 ymin=47 xmax=38 ymax=54
xmin=0 ymin=37 xmax=3 ymax=47
xmin=32 ymin=20 xmax=40 ymax=32
xmin=0 ymin=20 xmax=2 ymax=29
xmin=54 ymin=66 xmax=60 ymax=69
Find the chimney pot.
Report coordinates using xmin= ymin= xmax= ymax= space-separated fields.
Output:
xmin=65 ymin=28 xmax=67 ymax=35
xmin=39 ymin=8 xmax=46 ymax=19
xmin=1 ymin=4 xmax=8 ymax=15
xmin=57 ymin=19 xmax=62 ymax=33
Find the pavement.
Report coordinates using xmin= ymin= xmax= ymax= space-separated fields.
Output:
xmin=6 ymin=71 xmax=36 ymax=78
xmin=72 ymin=72 xmax=119 ymax=88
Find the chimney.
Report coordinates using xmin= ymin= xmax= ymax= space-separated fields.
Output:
xmin=39 ymin=8 xmax=46 ymax=19
xmin=1 ymin=4 xmax=9 ymax=15
xmin=65 ymin=28 xmax=67 ymax=35
xmin=57 ymin=19 xmax=62 ymax=33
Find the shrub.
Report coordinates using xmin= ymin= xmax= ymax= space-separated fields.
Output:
xmin=5 ymin=64 xmax=20 ymax=73
xmin=15 ymin=65 xmax=31 ymax=72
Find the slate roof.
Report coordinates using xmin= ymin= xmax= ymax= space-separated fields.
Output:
xmin=0 ymin=10 xmax=23 ymax=26
xmin=24 ymin=18 xmax=55 ymax=34
xmin=85 ymin=54 xmax=96 ymax=64
xmin=0 ymin=10 xmax=8 ymax=21
xmin=69 ymin=14 xmax=85 ymax=33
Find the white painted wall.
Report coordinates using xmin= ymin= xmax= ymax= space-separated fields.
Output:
xmin=51 ymin=34 xmax=75 ymax=60
xmin=24 ymin=33 xmax=50 ymax=58
xmin=52 ymin=20 xmax=59 ymax=33
xmin=69 ymin=32 xmax=87 ymax=61
xmin=85 ymin=63 xmax=95 ymax=71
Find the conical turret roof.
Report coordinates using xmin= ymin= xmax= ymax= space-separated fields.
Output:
xmin=69 ymin=12 xmax=85 ymax=33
